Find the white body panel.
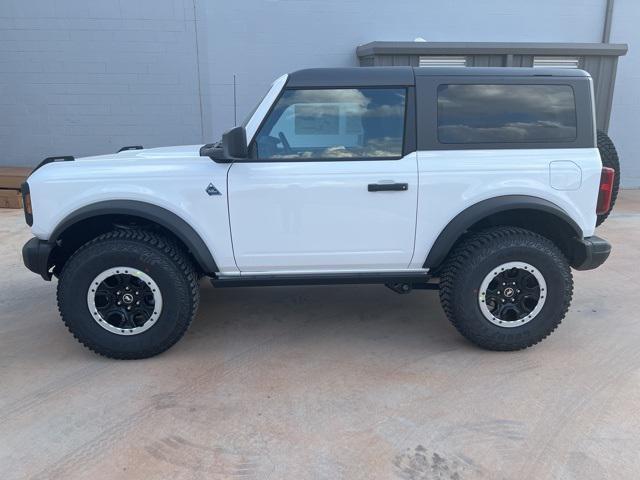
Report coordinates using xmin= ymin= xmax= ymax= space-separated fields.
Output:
xmin=28 ymin=145 xmax=239 ymax=273
xmin=28 ymin=145 xmax=602 ymax=276
xmin=227 ymin=153 xmax=418 ymax=272
xmin=409 ymin=147 xmax=601 ymax=269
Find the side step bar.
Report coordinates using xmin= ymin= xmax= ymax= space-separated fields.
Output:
xmin=211 ymin=271 xmax=434 ymax=288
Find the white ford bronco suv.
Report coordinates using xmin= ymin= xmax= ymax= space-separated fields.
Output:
xmin=21 ymin=67 xmax=617 ymax=359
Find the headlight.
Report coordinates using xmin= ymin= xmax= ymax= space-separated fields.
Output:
xmin=21 ymin=182 xmax=33 ymax=226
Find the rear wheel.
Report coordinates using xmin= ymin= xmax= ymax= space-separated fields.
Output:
xmin=57 ymin=230 xmax=199 ymax=359
xmin=596 ymin=130 xmax=621 ymax=226
xmin=439 ymin=227 xmax=573 ymax=351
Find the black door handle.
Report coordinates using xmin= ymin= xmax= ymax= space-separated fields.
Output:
xmin=368 ymin=183 xmax=408 ymax=192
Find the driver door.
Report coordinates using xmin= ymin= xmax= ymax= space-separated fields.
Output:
xmin=227 ymin=86 xmax=418 ymax=273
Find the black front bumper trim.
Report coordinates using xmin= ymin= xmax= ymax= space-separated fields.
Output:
xmin=570 ymin=235 xmax=611 ymax=271
xmin=22 ymin=237 xmax=55 ymax=281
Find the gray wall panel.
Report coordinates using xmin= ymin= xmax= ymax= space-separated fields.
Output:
xmin=393 ymin=55 xmax=411 ymax=67
xmin=581 ymin=55 xmax=619 ymax=131
xmin=0 ymin=0 xmax=203 ymax=167
xmin=468 ymin=55 xmax=506 ymax=67
xmin=609 ymin=0 xmax=640 ymax=187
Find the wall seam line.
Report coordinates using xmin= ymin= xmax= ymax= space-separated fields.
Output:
xmin=192 ymin=0 xmax=206 ymax=143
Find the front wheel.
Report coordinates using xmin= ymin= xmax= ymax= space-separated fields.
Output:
xmin=439 ymin=227 xmax=573 ymax=351
xmin=57 ymin=230 xmax=200 ymax=359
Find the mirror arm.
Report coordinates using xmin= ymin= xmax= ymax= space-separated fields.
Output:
xmin=199 ymin=143 xmax=233 ymax=163
xmin=200 ymin=125 xmax=249 ymax=163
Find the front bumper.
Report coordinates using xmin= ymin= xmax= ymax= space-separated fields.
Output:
xmin=570 ymin=235 xmax=611 ymax=271
xmin=22 ymin=237 xmax=55 ymax=280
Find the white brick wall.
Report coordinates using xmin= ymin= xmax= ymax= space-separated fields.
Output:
xmin=0 ymin=0 xmax=203 ymax=166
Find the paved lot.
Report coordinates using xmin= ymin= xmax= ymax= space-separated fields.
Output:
xmin=1 ymin=191 xmax=640 ymax=480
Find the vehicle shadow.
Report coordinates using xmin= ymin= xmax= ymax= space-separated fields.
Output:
xmin=181 ymin=280 xmax=471 ymax=357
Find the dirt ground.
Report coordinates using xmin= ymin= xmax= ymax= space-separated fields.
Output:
xmin=1 ymin=191 xmax=639 ymax=480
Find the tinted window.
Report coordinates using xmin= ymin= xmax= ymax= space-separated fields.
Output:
xmin=437 ymin=84 xmax=577 ymax=144
xmin=254 ymin=88 xmax=406 ymax=160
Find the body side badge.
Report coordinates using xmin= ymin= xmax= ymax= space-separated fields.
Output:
xmin=206 ymin=183 xmax=221 ymax=196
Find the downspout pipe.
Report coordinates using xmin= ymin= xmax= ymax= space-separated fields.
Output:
xmin=602 ymin=0 xmax=614 ymax=43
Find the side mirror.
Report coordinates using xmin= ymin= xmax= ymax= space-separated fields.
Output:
xmin=222 ymin=126 xmax=248 ymax=159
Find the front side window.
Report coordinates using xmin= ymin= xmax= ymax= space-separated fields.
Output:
xmin=437 ymin=84 xmax=577 ymax=144
xmin=254 ymin=88 xmax=406 ymax=160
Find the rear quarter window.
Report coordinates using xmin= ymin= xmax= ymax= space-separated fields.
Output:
xmin=437 ymin=84 xmax=577 ymax=144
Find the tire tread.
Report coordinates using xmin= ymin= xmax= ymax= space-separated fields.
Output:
xmin=439 ymin=226 xmax=573 ymax=351
xmin=57 ymin=229 xmax=199 ymax=359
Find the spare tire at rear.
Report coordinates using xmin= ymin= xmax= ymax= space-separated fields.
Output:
xmin=596 ymin=130 xmax=621 ymax=226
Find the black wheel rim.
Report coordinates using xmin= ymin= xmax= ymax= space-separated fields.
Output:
xmin=88 ymin=267 xmax=162 ymax=335
xmin=479 ymin=262 xmax=547 ymax=327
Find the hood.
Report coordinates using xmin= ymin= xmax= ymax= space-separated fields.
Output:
xmin=27 ymin=144 xmax=208 ymax=180
xmin=76 ymin=144 xmax=203 ymax=162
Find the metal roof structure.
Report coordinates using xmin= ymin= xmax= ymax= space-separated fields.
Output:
xmin=356 ymin=41 xmax=628 ymax=132
xmin=356 ymin=41 xmax=628 ymax=58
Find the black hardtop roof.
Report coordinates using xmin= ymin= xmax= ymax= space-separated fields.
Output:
xmin=286 ymin=66 xmax=590 ymax=87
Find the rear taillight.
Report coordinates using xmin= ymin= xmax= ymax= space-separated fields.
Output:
xmin=596 ymin=167 xmax=615 ymax=215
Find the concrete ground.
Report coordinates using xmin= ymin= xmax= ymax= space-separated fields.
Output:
xmin=1 ymin=192 xmax=639 ymax=480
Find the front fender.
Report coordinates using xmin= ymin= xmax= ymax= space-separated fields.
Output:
xmin=26 ymin=155 xmax=236 ymax=273
xmin=50 ymin=200 xmax=219 ymax=273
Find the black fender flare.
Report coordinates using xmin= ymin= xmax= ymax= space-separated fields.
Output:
xmin=50 ymin=200 xmax=218 ymax=273
xmin=423 ymin=195 xmax=583 ymax=269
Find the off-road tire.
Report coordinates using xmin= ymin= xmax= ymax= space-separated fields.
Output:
xmin=439 ymin=227 xmax=573 ymax=351
xmin=596 ymin=130 xmax=621 ymax=226
xmin=57 ymin=230 xmax=199 ymax=359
